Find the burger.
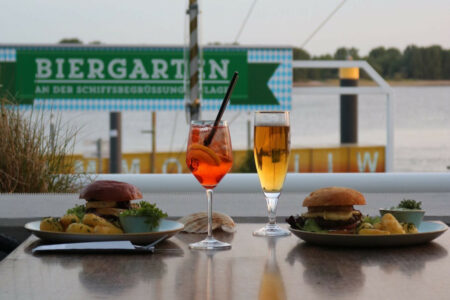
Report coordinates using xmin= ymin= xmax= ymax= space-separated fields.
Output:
xmin=79 ymin=180 xmax=142 ymax=223
xmin=286 ymin=187 xmax=366 ymax=233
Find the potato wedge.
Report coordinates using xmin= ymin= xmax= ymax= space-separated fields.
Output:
xmin=359 ymin=228 xmax=391 ymax=235
xmin=60 ymin=214 xmax=80 ymax=230
xmin=381 ymin=213 xmax=405 ymax=234
xmin=373 ymin=222 xmax=383 ymax=230
xmin=40 ymin=217 xmax=63 ymax=232
xmin=402 ymin=223 xmax=419 ymax=234
xmin=82 ymin=213 xmax=116 ymax=229
xmin=66 ymin=223 xmax=94 ymax=234
xmin=94 ymin=225 xmax=123 ymax=234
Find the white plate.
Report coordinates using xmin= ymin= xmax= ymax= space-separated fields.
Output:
xmin=289 ymin=221 xmax=448 ymax=247
xmin=25 ymin=219 xmax=184 ymax=245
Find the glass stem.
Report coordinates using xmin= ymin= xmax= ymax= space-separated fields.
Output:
xmin=206 ymin=189 xmax=214 ymax=240
xmin=264 ymin=192 xmax=280 ymax=224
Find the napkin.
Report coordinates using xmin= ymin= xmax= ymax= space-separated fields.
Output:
xmin=32 ymin=241 xmax=154 ymax=254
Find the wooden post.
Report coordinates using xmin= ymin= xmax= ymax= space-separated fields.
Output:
xmin=186 ymin=0 xmax=201 ymax=121
xmin=339 ymin=64 xmax=359 ymax=144
xmin=109 ymin=112 xmax=122 ymax=173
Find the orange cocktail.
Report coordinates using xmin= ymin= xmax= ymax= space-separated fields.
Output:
xmin=185 ymin=120 xmax=233 ymax=250
xmin=186 ymin=125 xmax=232 ymax=189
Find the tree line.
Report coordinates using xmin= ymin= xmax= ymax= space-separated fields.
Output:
xmin=58 ymin=39 xmax=450 ymax=81
xmin=293 ymin=45 xmax=450 ymax=81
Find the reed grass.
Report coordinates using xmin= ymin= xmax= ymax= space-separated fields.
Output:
xmin=0 ymin=97 xmax=83 ymax=193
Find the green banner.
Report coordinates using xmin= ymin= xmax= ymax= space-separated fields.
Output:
xmin=16 ymin=49 xmax=247 ymax=99
xmin=0 ymin=46 xmax=291 ymax=110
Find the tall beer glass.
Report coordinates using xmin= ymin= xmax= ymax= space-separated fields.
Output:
xmin=253 ymin=111 xmax=291 ymax=236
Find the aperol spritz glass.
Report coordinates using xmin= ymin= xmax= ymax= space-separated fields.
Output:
xmin=186 ymin=120 xmax=233 ymax=250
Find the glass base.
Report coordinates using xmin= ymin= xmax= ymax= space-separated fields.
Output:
xmin=189 ymin=237 xmax=231 ymax=250
xmin=253 ymin=223 xmax=291 ymax=237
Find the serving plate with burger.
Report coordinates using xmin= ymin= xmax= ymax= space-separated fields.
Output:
xmin=25 ymin=180 xmax=184 ymax=245
xmin=286 ymin=187 xmax=447 ymax=247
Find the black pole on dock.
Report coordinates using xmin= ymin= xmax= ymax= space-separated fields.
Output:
xmin=339 ymin=64 xmax=359 ymax=144
xmin=109 ymin=112 xmax=122 ymax=173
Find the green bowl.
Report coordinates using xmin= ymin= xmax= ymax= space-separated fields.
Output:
xmin=379 ymin=209 xmax=425 ymax=227
xmin=119 ymin=215 xmax=159 ymax=233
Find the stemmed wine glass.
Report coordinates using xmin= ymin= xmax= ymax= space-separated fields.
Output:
xmin=253 ymin=111 xmax=291 ymax=236
xmin=186 ymin=120 xmax=233 ymax=249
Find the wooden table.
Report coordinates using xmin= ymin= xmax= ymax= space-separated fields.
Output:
xmin=1 ymin=223 xmax=449 ymax=300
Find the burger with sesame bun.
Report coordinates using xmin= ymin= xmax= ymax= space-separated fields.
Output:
xmin=286 ymin=187 xmax=366 ymax=233
xmin=79 ymin=180 xmax=142 ymax=224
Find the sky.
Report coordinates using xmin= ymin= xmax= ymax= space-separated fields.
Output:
xmin=1 ymin=0 xmax=450 ymax=56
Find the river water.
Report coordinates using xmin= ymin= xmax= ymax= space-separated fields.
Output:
xmin=61 ymin=86 xmax=450 ymax=172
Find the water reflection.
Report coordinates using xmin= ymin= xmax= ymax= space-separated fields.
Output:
xmin=174 ymin=246 xmax=232 ymax=300
xmin=286 ymin=242 xmax=448 ymax=297
xmin=363 ymin=242 xmax=448 ymax=275
xmin=259 ymin=237 xmax=286 ymax=300
xmin=29 ymin=239 xmax=183 ymax=296
xmin=286 ymin=243 xmax=365 ymax=297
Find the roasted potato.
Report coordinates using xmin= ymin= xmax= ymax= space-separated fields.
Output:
xmin=66 ymin=223 xmax=94 ymax=234
xmin=381 ymin=213 xmax=405 ymax=234
xmin=82 ymin=213 xmax=116 ymax=229
xmin=359 ymin=222 xmax=374 ymax=230
xmin=402 ymin=223 xmax=419 ymax=234
xmin=60 ymin=214 xmax=80 ymax=230
xmin=94 ymin=225 xmax=123 ymax=234
xmin=373 ymin=222 xmax=383 ymax=230
xmin=40 ymin=217 xmax=63 ymax=232
xmin=359 ymin=228 xmax=391 ymax=235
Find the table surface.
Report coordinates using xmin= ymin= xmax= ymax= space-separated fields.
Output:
xmin=1 ymin=223 xmax=449 ymax=300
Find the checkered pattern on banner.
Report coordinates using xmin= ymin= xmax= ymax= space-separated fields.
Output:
xmin=232 ymin=48 xmax=291 ymax=111
xmin=30 ymin=99 xmax=185 ymax=111
xmin=195 ymin=48 xmax=293 ymax=111
xmin=0 ymin=48 xmax=16 ymax=62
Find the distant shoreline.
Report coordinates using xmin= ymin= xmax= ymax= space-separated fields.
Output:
xmin=294 ymin=79 xmax=450 ymax=87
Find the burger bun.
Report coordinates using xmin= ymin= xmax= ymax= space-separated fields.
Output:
xmin=303 ymin=186 xmax=366 ymax=207
xmin=80 ymin=180 xmax=143 ymax=202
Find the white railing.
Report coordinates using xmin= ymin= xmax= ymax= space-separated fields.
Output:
xmin=92 ymin=173 xmax=450 ymax=193
xmin=292 ymin=60 xmax=394 ymax=172
xmin=2 ymin=173 xmax=450 ymax=220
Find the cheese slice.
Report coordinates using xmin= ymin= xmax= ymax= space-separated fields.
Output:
xmin=302 ymin=210 xmax=359 ymax=221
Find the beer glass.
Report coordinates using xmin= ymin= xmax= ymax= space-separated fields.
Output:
xmin=253 ymin=111 xmax=291 ymax=236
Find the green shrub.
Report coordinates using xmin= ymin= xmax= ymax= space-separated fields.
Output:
xmin=0 ymin=97 xmax=82 ymax=193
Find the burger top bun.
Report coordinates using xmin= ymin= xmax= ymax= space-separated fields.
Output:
xmin=302 ymin=186 xmax=366 ymax=207
xmin=80 ymin=180 xmax=143 ymax=202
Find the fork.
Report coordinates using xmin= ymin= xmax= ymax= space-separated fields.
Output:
xmin=134 ymin=235 xmax=168 ymax=252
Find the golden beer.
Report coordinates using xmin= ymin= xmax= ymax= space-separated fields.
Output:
xmin=254 ymin=125 xmax=290 ymax=192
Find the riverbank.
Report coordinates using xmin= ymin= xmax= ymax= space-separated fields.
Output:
xmin=294 ymin=79 xmax=450 ymax=87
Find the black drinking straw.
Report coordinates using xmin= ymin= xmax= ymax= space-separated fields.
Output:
xmin=203 ymin=71 xmax=239 ymax=146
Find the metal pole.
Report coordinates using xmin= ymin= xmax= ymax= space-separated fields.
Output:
xmin=386 ymin=92 xmax=394 ymax=172
xmin=151 ymin=111 xmax=156 ymax=173
xmin=186 ymin=0 xmax=201 ymax=121
xmin=247 ymin=118 xmax=252 ymax=150
xmin=109 ymin=112 xmax=122 ymax=173
xmin=96 ymin=138 xmax=102 ymax=173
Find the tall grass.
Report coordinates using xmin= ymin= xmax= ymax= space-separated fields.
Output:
xmin=0 ymin=97 xmax=82 ymax=193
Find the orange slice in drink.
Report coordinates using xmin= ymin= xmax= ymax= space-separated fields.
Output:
xmin=187 ymin=144 xmax=221 ymax=166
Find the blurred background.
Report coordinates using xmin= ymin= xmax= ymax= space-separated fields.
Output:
xmin=1 ymin=0 xmax=449 ymax=175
